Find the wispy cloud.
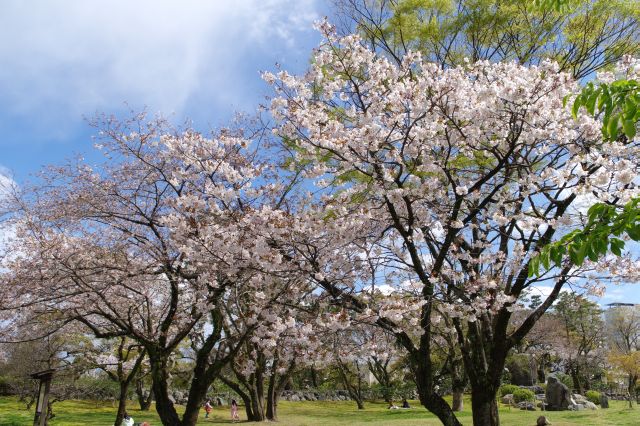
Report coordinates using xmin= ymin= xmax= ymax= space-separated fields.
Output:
xmin=0 ymin=0 xmax=319 ymax=140
xmin=0 ymin=167 xmax=16 ymax=197
xmin=0 ymin=168 xmax=17 ymax=258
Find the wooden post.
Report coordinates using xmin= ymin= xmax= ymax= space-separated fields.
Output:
xmin=30 ymin=369 xmax=55 ymax=426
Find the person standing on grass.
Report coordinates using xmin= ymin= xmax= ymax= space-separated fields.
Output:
xmin=204 ymin=399 xmax=213 ymax=418
xmin=230 ymin=399 xmax=239 ymax=422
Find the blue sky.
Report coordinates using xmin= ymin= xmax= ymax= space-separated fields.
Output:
xmin=0 ymin=0 xmax=328 ymax=182
xmin=0 ymin=0 xmax=636 ymax=305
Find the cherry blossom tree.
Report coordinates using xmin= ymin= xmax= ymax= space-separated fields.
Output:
xmin=266 ymin=24 xmax=639 ymax=425
xmin=82 ymin=337 xmax=146 ymax=426
xmin=0 ymin=115 xmax=293 ymax=426
xmin=217 ymin=278 xmax=319 ymax=421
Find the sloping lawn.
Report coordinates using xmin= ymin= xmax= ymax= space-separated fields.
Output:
xmin=1 ymin=397 xmax=639 ymax=425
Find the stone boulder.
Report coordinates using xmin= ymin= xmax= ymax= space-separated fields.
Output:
xmin=536 ymin=416 xmax=551 ymax=426
xmin=600 ymin=393 xmax=609 ymax=408
xmin=545 ymin=376 xmax=572 ymax=411
xmin=517 ymin=401 xmax=536 ymax=411
xmin=584 ymin=401 xmax=598 ymax=410
xmin=572 ymin=394 xmax=587 ymax=404
xmin=501 ymin=394 xmax=514 ymax=405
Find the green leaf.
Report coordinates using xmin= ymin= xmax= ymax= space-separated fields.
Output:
xmin=623 ymin=119 xmax=637 ymax=139
xmin=627 ymin=225 xmax=640 ymax=241
xmin=572 ymin=98 xmax=581 ymax=118
xmin=607 ymin=114 xmax=620 ymax=140
xmin=528 ymin=256 xmax=539 ymax=277
xmin=610 ymin=238 xmax=625 ymax=257
xmin=569 ymin=243 xmax=585 ymax=266
xmin=624 ymin=98 xmax=637 ymax=120
xmin=586 ymin=92 xmax=598 ymax=115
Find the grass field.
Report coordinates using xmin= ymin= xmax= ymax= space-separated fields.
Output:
xmin=1 ymin=396 xmax=639 ymax=425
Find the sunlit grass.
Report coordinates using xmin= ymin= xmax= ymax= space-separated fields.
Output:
xmin=1 ymin=396 xmax=639 ymax=425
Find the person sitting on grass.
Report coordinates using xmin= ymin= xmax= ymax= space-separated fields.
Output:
xmin=388 ymin=401 xmax=399 ymax=409
xmin=121 ymin=412 xmax=134 ymax=426
xmin=402 ymin=399 xmax=411 ymax=409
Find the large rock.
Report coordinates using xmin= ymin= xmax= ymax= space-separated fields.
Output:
xmin=537 ymin=416 xmax=551 ymax=426
xmin=501 ymin=394 xmax=514 ymax=405
xmin=600 ymin=393 xmax=609 ymax=408
xmin=545 ymin=376 xmax=572 ymax=411
xmin=584 ymin=401 xmax=598 ymax=410
xmin=572 ymin=394 xmax=587 ymax=404
xmin=517 ymin=401 xmax=536 ymax=411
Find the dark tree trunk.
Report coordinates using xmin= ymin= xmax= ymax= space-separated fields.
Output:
xmin=220 ymin=375 xmax=258 ymax=421
xmin=570 ymin=365 xmax=584 ymax=395
xmin=413 ymin=360 xmax=462 ymax=426
xmin=452 ymin=389 xmax=464 ymax=412
xmin=114 ymin=382 xmax=130 ymax=426
xmin=450 ymin=357 xmax=466 ymax=412
xmin=266 ymin=390 xmax=278 ymax=421
xmin=628 ymin=375 xmax=637 ymax=408
xmin=242 ymin=395 xmax=256 ymax=421
xmin=266 ymin=374 xmax=280 ymax=421
xmin=336 ymin=360 xmax=366 ymax=410
xmin=179 ymin=309 xmax=244 ymax=426
xmin=456 ymin=315 xmax=508 ymax=426
xmin=310 ymin=367 xmax=319 ymax=388
xmin=249 ymin=387 xmax=266 ymax=421
xmin=136 ymin=379 xmax=153 ymax=411
xmin=266 ymin=360 xmax=295 ymax=421
xmin=150 ymin=355 xmax=182 ymax=426
xmin=471 ymin=388 xmax=499 ymax=426
xmin=180 ymin=370 xmax=210 ymax=426
xmin=368 ymin=358 xmax=393 ymax=403
xmin=537 ymin=364 xmax=546 ymax=383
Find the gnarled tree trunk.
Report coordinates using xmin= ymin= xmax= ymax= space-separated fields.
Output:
xmin=149 ymin=354 xmax=182 ymax=426
xmin=471 ymin=389 xmax=500 ymax=426
xmin=114 ymin=382 xmax=130 ymax=426
xmin=136 ymin=379 xmax=153 ymax=411
xmin=452 ymin=389 xmax=464 ymax=412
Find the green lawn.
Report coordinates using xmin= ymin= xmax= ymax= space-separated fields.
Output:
xmin=1 ymin=397 xmax=639 ymax=425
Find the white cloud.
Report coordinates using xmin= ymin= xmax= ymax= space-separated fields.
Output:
xmin=528 ymin=285 xmax=556 ymax=300
xmin=0 ymin=0 xmax=319 ymax=134
xmin=0 ymin=168 xmax=17 ymax=259
xmin=0 ymin=167 xmax=16 ymax=201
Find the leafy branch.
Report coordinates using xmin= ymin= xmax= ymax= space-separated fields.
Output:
xmin=530 ymin=77 xmax=639 ymax=276
xmin=570 ymin=79 xmax=640 ymax=140
xmin=529 ymin=198 xmax=640 ymax=276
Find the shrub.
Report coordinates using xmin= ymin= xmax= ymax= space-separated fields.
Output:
xmin=586 ymin=390 xmax=601 ymax=405
xmin=505 ymin=354 xmax=535 ymax=386
xmin=513 ymin=388 xmax=535 ymax=403
xmin=555 ymin=373 xmax=573 ymax=389
xmin=500 ymin=384 xmax=519 ymax=397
